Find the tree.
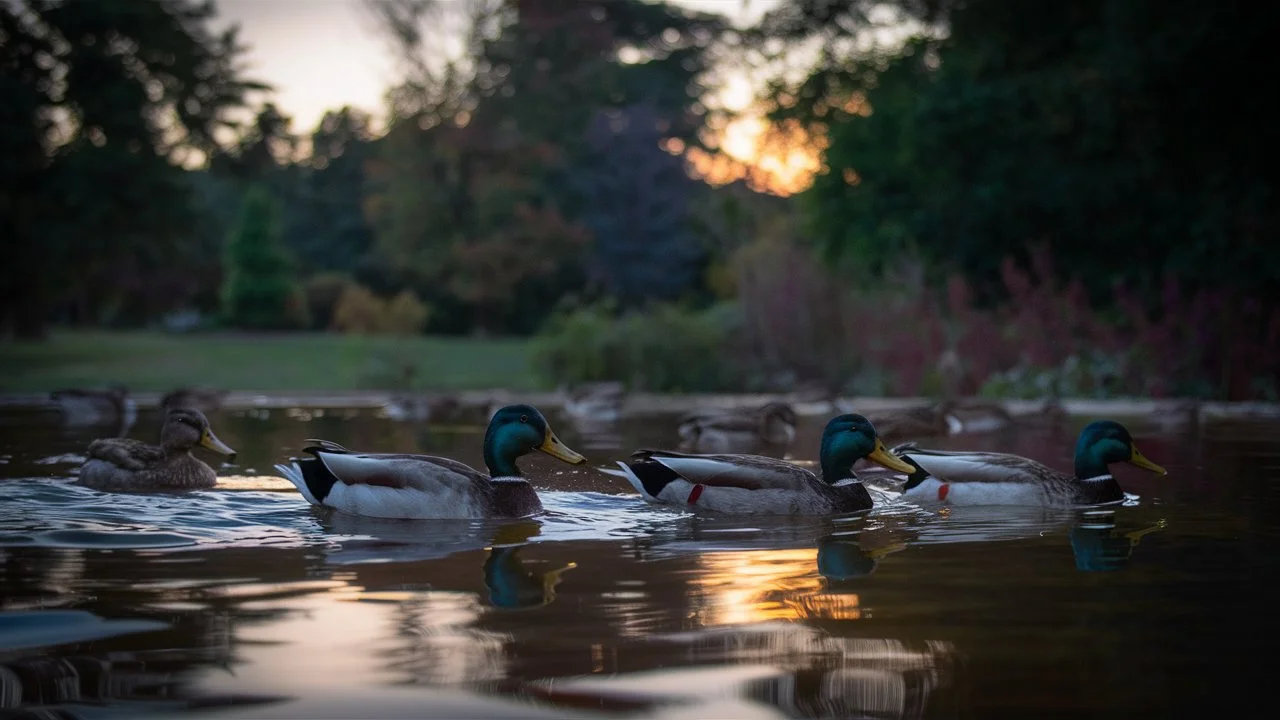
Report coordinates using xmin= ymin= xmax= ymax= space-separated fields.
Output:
xmin=575 ymin=104 xmax=705 ymax=306
xmin=221 ymin=185 xmax=301 ymax=329
xmin=0 ymin=0 xmax=266 ymax=338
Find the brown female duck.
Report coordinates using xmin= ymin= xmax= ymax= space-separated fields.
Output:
xmin=77 ymin=408 xmax=237 ymax=491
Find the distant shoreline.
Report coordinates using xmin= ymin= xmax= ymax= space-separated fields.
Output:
xmin=3 ymin=390 xmax=1277 ymax=421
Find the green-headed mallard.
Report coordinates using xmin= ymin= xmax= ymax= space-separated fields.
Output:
xmin=77 ymin=407 xmax=237 ymax=491
xmin=160 ymin=386 xmax=229 ymax=415
xmin=676 ymin=401 xmax=797 ymax=454
xmin=274 ymin=404 xmax=587 ymax=519
xmin=600 ymin=413 xmax=916 ymax=515
xmin=883 ymin=419 xmax=1168 ymax=507
xmin=51 ymin=384 xmax=136 ymax=429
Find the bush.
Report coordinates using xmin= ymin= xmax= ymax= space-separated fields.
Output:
xmin=303 ymin=272 xmax=353 ymax=330
xmin=531 ymin=301 xmax=744 ymax=392
xmin=332 ymin=283 xmax=431 ymax=336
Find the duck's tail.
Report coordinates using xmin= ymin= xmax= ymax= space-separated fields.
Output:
xmin=273 ymin=461 xmax=320 ymax=506
xmin=598 ymin=462 xmax=657 ymax=501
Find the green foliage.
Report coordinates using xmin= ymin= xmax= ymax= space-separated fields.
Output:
xmin=221 ymin=186 xmax=304 ymax=330
xmin=780 ymin=0 xmax=1280 ymax=307
xmin=0 ymin=0 xmax=265 ymax=338
xmin=531 ymin=301 xmax=744 ymax=392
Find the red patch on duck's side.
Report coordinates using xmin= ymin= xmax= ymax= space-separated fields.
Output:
xmin=687 ymin=484 xmax=705 ymax=505
xmin=938 ymin=483 xmax=951 ymax=502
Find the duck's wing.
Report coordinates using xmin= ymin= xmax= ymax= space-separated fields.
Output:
xmin=631 ymin=449 xmax=815 ymax=491
xmin=299 ymin=438 xmax=489 ymax=493
xmin=897 ymin=447 xmax=1063 ymax=487
xmin=86 ymin=438 xmax=162 ymax=470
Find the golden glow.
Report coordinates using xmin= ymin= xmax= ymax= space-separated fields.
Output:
xmin=689 ymin=549 xmax=863 ymax=626
xmin=687 ymin=116 xmax=827 ymax=197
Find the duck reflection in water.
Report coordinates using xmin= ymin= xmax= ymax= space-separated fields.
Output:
xmin=816 ymin=531 xmax=909 ymax=589
xmin=1070 ymin=509 xmax=1167 ymax=572
xmin=484 ymin=522 xmax=576 ymax=610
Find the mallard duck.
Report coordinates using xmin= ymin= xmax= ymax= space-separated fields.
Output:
xmin=600 ymin=413 xmax=916 ymax=515
xmin=382 ymin=392 xmax=461 ymax=422
xmin=160 ymin=386 xmax=229 ymax=415
xmin=561 ymin=381 xmax=625 ymax=424
xmin=273 ymin=404 xmax=587 ymax=519
xmin=50 ymin=384 xmax=136 ymax=429
xmin=879 ymin=419 xmax=1167 ymax=507
xmin=77 ymin=408 xmax=237 ymax=491
xmin=857 ymin=399 xmax=1015 ymax=445
xmin=676 ymin=401 xmax=797 ymax=454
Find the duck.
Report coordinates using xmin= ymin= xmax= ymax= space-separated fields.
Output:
xmin=600 ymin=413 xmax=916 ymax=515
xmin=50 ymin=384 xmax=136 ymax=429
xmin=561 ymin=381 xmax=626 ymax=425
xmin=875 ymin=419 xmax=1168 ymax=507
xmin=77 ymin=407 xmax=237 ymax=491
xmin=382 ymin=392 xmax=461 ymax=423
xmin=676 ymin=401 xmax=797 ymax=454
xmin=273 ymin=404 xmax=587 ymax=519
xmin=160 ymin=386 xmax=229 ymax=415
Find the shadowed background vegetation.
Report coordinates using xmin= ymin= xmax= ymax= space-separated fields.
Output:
xmin=2 ymin=0 xmax=1277 ymax=399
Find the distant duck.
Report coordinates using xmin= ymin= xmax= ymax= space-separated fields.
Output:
xmin=876 ymin=419 xmax=1168 ymax=507
xmin=601 ymin=413 xmax=916 ymax=515
xmin=274 ymin=404 xmax=587 ymax=519
xmin=77 ymin=407 xmax=237 ymax=491
xmin=382 ymin=393 xmax=461 ymax=423
xmin=561 ymin=381 xmax=626 ymax=425
xmin=860 ymin=399 xmax=1014 ymax=445
xmin=160 ymin=386 xmax=229 ymax=415
xmin=676 ymin=401 xmax=797 ymax=454
xmin=50 ymin=384 xmax=135 ymax=430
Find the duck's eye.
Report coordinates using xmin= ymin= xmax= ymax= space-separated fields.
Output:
xmin=519 ymin=415 xmax=528 ymax=423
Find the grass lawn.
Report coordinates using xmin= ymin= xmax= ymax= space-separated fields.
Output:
xmin=0 ymin=331 xmax=539 ymax=393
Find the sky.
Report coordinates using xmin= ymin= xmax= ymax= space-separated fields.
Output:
xmin=214 ymin=0 xmax=776 ymax=133
xmin=212 ymin=0 xmax=817 ymax=193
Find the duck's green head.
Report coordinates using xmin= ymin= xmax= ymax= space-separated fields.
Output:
xmin=484 ymin=404 xmax=587 ymax=477
xmin=1074 ymin=420 xmax=1168 ymax=479
xmin=820 ymin=414 xmax=916 ymax=482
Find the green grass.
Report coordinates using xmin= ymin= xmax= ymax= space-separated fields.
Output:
xmin=0 ymin=331 xmax=539 ymax=393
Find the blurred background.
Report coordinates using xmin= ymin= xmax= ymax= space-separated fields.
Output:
xmin=2 ymin=0 xmax=1277 ymax=401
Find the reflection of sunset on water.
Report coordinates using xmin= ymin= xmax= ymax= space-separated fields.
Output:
xmin=689 ymin=549 xmax=861 ymax=625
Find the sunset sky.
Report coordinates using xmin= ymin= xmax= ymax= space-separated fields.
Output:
xmin=212 ymin=0 xmax=814 ymax=192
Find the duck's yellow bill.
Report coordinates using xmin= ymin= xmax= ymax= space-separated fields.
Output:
xmin=538 ymin=428 xmax=587 ymax=465
xmin=1127 ymin=444 xmax=1167 ymax=476
xmin=866 ymin=440 xmax=916 ymax=474
xmin=200 ymin=428 xmax=237 ymax=461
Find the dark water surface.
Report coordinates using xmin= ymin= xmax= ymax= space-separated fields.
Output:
xmin=0 ymin=403 xmax=1276 ymax=718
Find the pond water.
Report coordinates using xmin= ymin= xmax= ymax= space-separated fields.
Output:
xmin=0 ymin=402 xmax=1276 ymax=718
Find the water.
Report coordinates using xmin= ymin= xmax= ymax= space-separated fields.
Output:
xmin=0 ymin=403 xmax=1277 ymax=718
